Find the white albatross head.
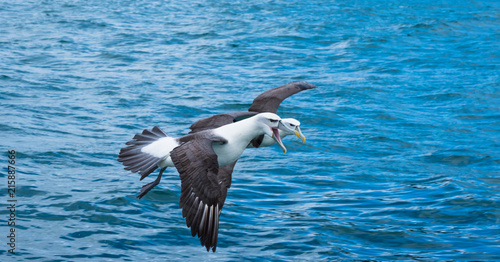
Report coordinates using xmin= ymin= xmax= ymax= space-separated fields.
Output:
xmin=253 ymin=113 xmax=288 ymax=153
xmin=280 ymin=118 xmax=306 ymax=143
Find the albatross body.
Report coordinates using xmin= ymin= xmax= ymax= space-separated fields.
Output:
xmin=118 ymin=113 xmax=287 ymax=252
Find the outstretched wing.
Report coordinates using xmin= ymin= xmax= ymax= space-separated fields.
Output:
xmin=118 ymin=126 xmax=168 ymax=180
xmin=170 ymin=135 xmax=231 ymax=252
xmin=248 ymin=81 xmax=317 ymax=113
xmin=188 ymin=111 xmax=257 ymax=134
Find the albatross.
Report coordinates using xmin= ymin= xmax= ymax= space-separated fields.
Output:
xmin=118 ymin=81 xmax=316 ymax=252
xmin=189 ymin=81 xmax=315 ymax=150
xmin=118 ymin=113 xmax=292 ymax=252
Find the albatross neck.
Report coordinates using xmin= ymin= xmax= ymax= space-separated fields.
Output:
xmin=212 ymin=116 xmax=270 ymax=166
xmin=215 ymin=116 xmax=267 ymax=145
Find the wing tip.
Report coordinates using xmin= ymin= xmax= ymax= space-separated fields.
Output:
xmin=182 ymin=200 xmax=222 ymax=252
xmin=288 ymin=80 xmax=317 ymax=90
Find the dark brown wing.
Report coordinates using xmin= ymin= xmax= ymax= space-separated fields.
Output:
xmin=248 ymin=81 xmax=317 ymax=113
xmin=188 ymin=111 xmax=257 ymax=134
xmin=170 ymin=135 xmax=231 ymax=252
xmin=218 ymin=162 xmax=236 ymax=189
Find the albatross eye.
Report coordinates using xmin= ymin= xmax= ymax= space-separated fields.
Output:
xmin=269 ymin=119 xmax=278 ymax=123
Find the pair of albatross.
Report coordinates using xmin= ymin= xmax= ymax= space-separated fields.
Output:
xmin=118 ymin=81 xmax=316 ymax=252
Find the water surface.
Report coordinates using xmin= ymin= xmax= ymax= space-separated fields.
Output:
xmin=1 ymin=0 xmax=499 ymax=261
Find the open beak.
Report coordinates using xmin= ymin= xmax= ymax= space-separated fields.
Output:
xmin=295 ymin=126 xmax=306 ymax=143
xmin=271 ymin=127 xmax=287 ymax=154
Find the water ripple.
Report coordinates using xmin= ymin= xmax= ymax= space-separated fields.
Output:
xmin=1 ymin=0 xmax=499 ymax=261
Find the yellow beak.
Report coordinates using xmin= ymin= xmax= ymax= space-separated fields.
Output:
xmin=295 ymin=126 xmax=306 ymax=143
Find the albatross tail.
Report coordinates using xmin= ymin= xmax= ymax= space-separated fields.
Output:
xmin=118 ymin=126 xmax=169 ymax=181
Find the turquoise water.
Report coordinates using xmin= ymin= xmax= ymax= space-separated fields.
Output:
xmin=1 ymin=0 xmax=499 ymax=261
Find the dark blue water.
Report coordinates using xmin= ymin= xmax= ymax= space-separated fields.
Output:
xmin=1 ymin=0 xmax=499 ymax=261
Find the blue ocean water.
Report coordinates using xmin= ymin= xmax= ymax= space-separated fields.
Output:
xmin=1 ymin=0 xmax=499 ymax=261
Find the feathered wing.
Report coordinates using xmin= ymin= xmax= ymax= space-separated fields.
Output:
xmin=188 ymin=111 xmax=257 ymax=134
xmin=118 ymin=126 xmax=168 ymax=180
xmin=170 ymin=136 xmax=232 ymax=252
xmin=248 ymin=81 xmax=317 ymax=113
